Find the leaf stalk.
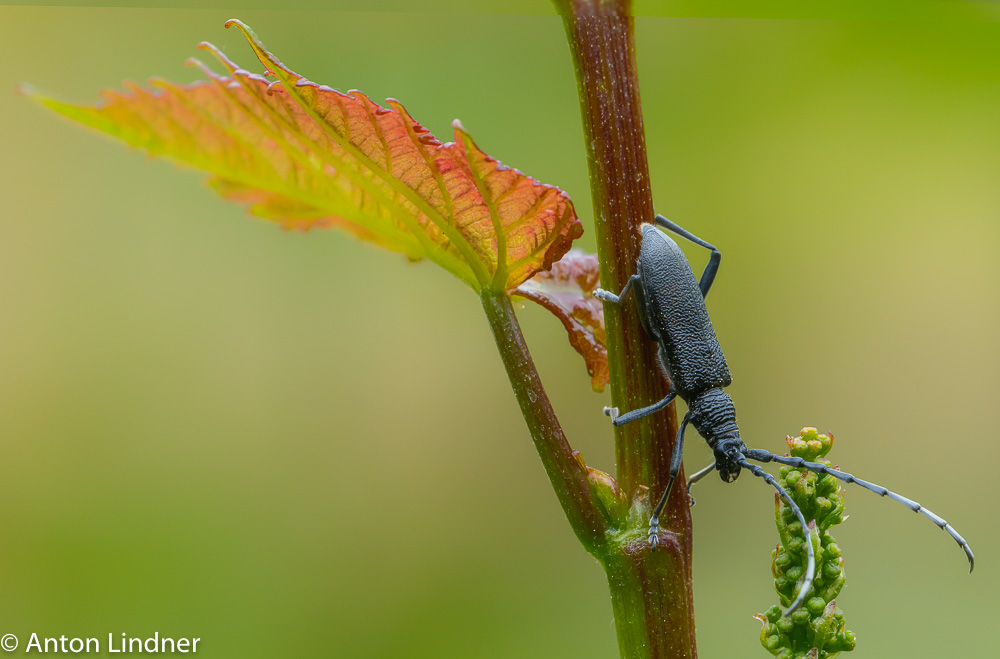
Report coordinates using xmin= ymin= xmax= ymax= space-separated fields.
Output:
xmin=480 ymin=290 xmax=607 ymax=551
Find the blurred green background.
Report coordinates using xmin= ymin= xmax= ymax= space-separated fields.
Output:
xmin=2 ymin=2 xmax=998 ymax=657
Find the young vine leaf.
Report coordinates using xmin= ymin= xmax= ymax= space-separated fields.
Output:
xmin=515 ymin=250 xmax=609 ymax=392
xmin=24 ymin=20 xmax=582 ymax=295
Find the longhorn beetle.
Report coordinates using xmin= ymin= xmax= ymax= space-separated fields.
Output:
xmin=594 ymin=215 xmax=975 ymax=615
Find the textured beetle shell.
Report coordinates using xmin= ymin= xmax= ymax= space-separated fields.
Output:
xmin=638 ymin=225 xmax=731 ymax=396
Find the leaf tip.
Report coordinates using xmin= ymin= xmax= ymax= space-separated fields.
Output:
xmin=224 ymin=19 xmax=292 ymax=81
xmin=223 ymin=18 xmax=251 ymax=33
xmin=223 ymin=19 xmax=264 ymax=62
xmin=451 ymin=118 xmax=466 ymax=133
xmin=18 ymin=83 xmax=60 ymax=111
xmin=18 ymin=83 xmax=60 ymax=107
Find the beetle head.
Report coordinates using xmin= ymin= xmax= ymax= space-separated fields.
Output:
xmin=713 ymin=435 xmax=746 ymax=482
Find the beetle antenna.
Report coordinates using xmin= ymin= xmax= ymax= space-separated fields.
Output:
xmin=745 ymin=448 xmax=975 ymax=572
xmin=737 ymin=454 xmax=815 ymax=616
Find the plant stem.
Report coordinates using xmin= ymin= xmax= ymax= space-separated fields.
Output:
xmin=555 ymin=0 xmax=697 ymax=656
xmin=480 ymin=290 xmax=607 ymax=551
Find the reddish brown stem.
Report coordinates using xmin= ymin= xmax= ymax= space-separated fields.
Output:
xmin=556 ymin=0 xmax=697 ymax=656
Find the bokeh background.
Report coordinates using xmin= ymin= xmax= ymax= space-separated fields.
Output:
xmin=2 ymin=2 xmax=998 ymax=657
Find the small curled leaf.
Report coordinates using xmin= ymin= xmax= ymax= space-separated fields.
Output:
xmin=515 ymin=250 xmax=608 ymax=392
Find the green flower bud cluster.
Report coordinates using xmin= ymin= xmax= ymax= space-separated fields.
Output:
xmin=757 ymin=428 xmax=857 ymax=659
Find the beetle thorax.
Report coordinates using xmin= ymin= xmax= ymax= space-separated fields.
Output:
xmin=688 ymin=387 xmax=738 ymax=441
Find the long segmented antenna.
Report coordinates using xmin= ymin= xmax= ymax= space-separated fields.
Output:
xmin=745 ymin=448 xmax=975 ymax=571
xmin=737 ymin=455 xmax=815 ymax=615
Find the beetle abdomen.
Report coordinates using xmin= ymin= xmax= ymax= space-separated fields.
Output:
xmin=638 ymin=226 xmax=731 ymax=394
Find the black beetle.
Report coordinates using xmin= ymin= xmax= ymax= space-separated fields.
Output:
xmin=595 ymin=215 xmax=974 ymax=614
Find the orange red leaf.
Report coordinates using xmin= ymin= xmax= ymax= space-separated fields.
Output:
xmin=25 ymin=19 xmax=582 ymax=293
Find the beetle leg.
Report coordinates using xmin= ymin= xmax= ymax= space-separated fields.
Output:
xmin=746 ymin=449 xmax=975 ymax=572
xmin=649 ymin=415 xmax=689 ymax=548
xmin=685 ymin=461 xmax=716 ymax=506
xmin=594 ymin=274 xmax=641 ymax=305
xmin=605 ymin=392 xmax=676 ymax=427
xmin=653 ymin=215 xmax=722 ymax=298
